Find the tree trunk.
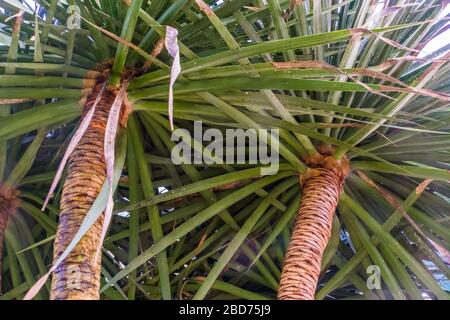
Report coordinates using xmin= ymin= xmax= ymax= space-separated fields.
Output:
xmin=278 ymin=153 xmax=349 ymax=300
xmin=0 ymin=184 xmax=20 ymax=291
xmin=50 ymin=86 xmax=126 ymax=300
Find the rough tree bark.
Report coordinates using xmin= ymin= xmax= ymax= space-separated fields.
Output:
xmin=50 ymin=84 xmax=128 ymax=300
xmin=0 ymin=184 xmax=20 ymax=290
xmin=278 ymin=150 xmax=349 ymax=300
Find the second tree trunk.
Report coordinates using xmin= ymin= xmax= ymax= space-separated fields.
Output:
xmin=0 ymin=184 xmax=19 ymax=291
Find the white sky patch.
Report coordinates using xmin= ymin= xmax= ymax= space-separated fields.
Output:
xmin=418 ymin=4 xmax=450 ymax=57
xmin=24 ymin=0 xmax=36 ymax=10
xmin=366 ymin=1 xmax=449 ymax=57
xmin=158 ymin=187 xmax=169 ymax=194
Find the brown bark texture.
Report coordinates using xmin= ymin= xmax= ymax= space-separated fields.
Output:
xmin=0 ymin=184 xmax=20 ymax=291
xmin=278 ymin=152 xmax=349 ymax=300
